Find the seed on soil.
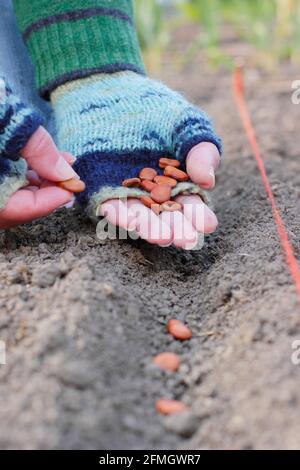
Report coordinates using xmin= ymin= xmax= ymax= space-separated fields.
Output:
xmin=161 ymin=201 xmax=182 ymax=212
xmin=153 ymin=352 xmax=181 ymax=372
xmin=167 ymin=319 xmax=192 ymax=340
xmin=122 ymin=177 xmax=141 ymax=188
xmin=58 ymin=178 xmax=86 ymax=193
xmin=164 ymin=166 xmax=189 ymax=182
xmin=159 ymin=158 xmax=181 ymax=169
xmin=140 ymin=196 xmax=161 ymax=215
xmin=156 ymin=398 xmax=189 ymax=415
xmin=139 ymin=167 xmax=157 ymax=181
xmin=150 ymin=184 xmax=171 ymax=204
xmin=140 ymin=180 xmax=157 ymax=192
xmin=154 ymin=175 xmax=177 ymax=188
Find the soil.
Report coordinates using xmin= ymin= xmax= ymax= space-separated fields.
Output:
xmin=0 ymin=36 xmax=300 ymax=449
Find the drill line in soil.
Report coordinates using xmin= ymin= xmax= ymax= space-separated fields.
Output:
xmin=233 ymin=66 xmax=300 ymax=305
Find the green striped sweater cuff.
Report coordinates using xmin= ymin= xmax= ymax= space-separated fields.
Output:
xmin=13 ymin=0 xmax=145 ymax=99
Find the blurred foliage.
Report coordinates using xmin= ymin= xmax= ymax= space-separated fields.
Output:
xmin=135 ymin=0 xmax=300 ymax=70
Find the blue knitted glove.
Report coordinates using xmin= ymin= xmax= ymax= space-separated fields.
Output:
xmin=0 ymin=78 xmax=43 ymax=209
xmin=51 ymin=71 xmax=222 ymax=217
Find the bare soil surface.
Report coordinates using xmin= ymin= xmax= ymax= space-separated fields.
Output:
xmin=0 ymin=40 xmax=299 ymax=449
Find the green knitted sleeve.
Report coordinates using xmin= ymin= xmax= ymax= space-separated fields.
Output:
xmin=13 ymin=0 xmax=145 ymax=99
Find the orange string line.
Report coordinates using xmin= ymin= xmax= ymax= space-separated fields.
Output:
xmin=233 ymin=66 xmax=300 ymax=303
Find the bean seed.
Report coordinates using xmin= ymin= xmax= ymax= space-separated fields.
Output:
xmin=122 ymin=177 xmax=141 ymax=187
xmin=153 ymin=352 xmax=180 ymax=372
xmin=159 ymin=158 xmax=181 ymax=169
xmin=167 ymin=319 xmax=192 ymax=340
xmin=164 ymin=166 xmax=189 ymax=181
xmin=161 ymin=201 xmax=182 ymax=212
xmin=140 ymin=180 xmax=157 ymax=192
xmin=156 ymin=398 xmax=188 ymax=415
xmin=58 ymin=178 xmax=86 ymax=193
xmin=139 ymin=167 xmax=157 ymax=181
xmin=140 ymin=196 xmax=161 ymax=215
xmin=154 ymin=175 xmax=177 ymax=188
xmin=151 ymin=184 xmax=171 ymax=203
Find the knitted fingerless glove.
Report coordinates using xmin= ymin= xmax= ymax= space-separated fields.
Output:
xmin=51 ymin=72 xmax=222 ymax=217
xmin=0 ymin=78 xmax=43 ymax=209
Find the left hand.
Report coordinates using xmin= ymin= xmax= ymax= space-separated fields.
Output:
xmin=100 ymin=142 xmax=220 ymax=249
xmin=0 ymin=126 xmax=78 ymax=229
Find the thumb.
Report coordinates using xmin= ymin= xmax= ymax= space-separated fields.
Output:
xmin=21 ymin=126 xmax=79 ymax=182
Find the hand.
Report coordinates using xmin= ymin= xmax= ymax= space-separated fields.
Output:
xmin=100 ymin=142 xmax=220 ymax=249
xmin=0 ymin=126 xmax=78 ymax=229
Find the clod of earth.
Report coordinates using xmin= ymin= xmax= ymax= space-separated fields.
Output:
xmin=153 ymin=352 xmax=181 ymax=372
xmin=167 ymin=319 xmax=192 ymax=340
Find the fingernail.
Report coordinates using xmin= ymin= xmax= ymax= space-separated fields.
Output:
xmin=65 ymin=154 xmax=76 ymax=164
xmin=209 ymin=167 xmax=215 ymax=187
xmin=55 ymin=155 xmax=79 ymax=180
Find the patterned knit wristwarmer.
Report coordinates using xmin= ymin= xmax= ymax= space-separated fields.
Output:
xmin=0 ymin=78 xmax=43 ymax=209
xmin=51 ymin=72 xmax=222 ymax=216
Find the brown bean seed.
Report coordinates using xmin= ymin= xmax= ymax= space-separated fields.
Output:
xmin=159 ymin=158 xmax=181 ymax=169
xmin=122 ymin=177 xmax=141 ymax=187
xmin=167 ymin=319 xmax=192 ymax=340
xmin=164 ymin=166 xmax=189 ymax=182
xmin=161 ymin=201 xmax=182 ymax=212
xmin=153 ymin=352 xmax=180 ymax=372
xmin=140 ymin=196 xmax=161 ymax=215
xmin=156 ymin=399 xmax=188 ymax=415
xmin=58 ymin=178 xmax=86 ymax=193
xmin=139 ymin=167 xmax=157 ymax=181
xmin=154 ymin=175 xmax=177 ymax=188
xmin=140 ymin=180 xmax=157 ymax=192
xmin=150 ymin=184 xmax=171 ymax=204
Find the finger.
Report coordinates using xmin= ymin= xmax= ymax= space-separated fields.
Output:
xmin=26 ymin=169 xmax=42 ymax=186
xmin=21 ymin=126 xmax=79 ymax=182
xmin=61 ymin=151 xmax=76 ymax=165
xmin=175 ymin=195 xmax=218 ymax=234
xmin=100 ymin=199 xmax=137 ymax=232
xmin=186 ymin=142 xmax=220 ymax=189
xmin=127 ymin=199 xmax=172 ymax=246
xmin=0 ymin=186 xmax=73 ymax=225
xmin=160 ymin=210 xmax=199 ymax=250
